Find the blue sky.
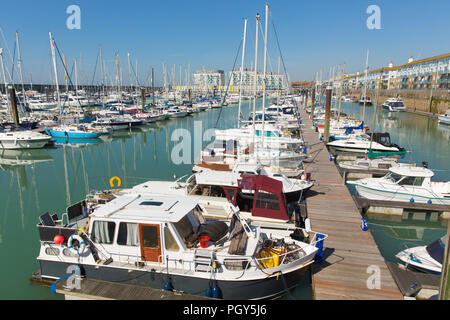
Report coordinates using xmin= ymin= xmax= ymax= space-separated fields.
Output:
xmin=0 ymin=0 xmax=449 ymax=86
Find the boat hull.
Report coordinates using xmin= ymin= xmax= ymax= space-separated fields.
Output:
xmin=45 ymin=129 xmax=103 ymax=139
xmin=438 ymin=116 xmax=450 ymax=125
xmin=0 ymin=138 xmax=50 ymax=149
xmin=352 ymin=183 xmax=450 ymax=205
xmin=38 ymin=259 xmax=308 ymax=300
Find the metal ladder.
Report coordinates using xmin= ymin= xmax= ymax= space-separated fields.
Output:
xmin=193 ymin=249 xmax=213 ymax=272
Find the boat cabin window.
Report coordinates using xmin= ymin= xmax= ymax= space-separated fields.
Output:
xmin=397 ymin=176 xmax=425 ymax=186
xmin=117 ymin=222 xmax=140 ymax=246
xmin=194 ymin=185 xmax=226 ymax=198
xmin=141 ymin=225 xmax=159 ymax=248
xmin=173 ymin=214 xmax=199 ymax=246
xmin=235 ymin=190 xmax=254 ymax=212
xmin=385 ymin=172 xmax=403 ymax=183
xmin=192 ymin=205 xmax=206 ymax=225
xmin=91 ymin=220 xmax=116 ymax=244
xmin=255 ymin=191 xmax=280 ymax=211
xmin=386 ymin=173 xmax=424 ymax=186
xmin=164 ymin=226 xmax=180 ymax=251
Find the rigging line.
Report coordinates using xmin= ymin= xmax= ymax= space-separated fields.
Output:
xmin=269 ymin=11 xmax=291 ymax=94
xmin=129 ymin=58 xmax=141 ymax=87
xmin=90 ymin=49 xmax=100 ymax=87
xmin=214 ymin=38 xmax=243 ymax=129
xmin=256 ymin=17 xmax=275 ymax=75
xmin=0 ymin=27 xmax=14 ymax=82
xmin=10 ymin=40 xmax=16 ymax=84
xmin=53 ymin=39 xmax=84 ymax=111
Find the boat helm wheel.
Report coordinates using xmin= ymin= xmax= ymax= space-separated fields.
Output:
xmin=67 ymin=234 xmax=87 ymax=256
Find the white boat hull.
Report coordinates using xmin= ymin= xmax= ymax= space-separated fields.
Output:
xmin=352 ymin=183 xmax=450 ymax=205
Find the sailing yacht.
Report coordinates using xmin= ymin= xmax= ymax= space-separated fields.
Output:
xmin=45 ymin=124 xmax=105 ymax=139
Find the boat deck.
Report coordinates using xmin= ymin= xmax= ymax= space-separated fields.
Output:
xmin=299 ymin=107 xmax=403 ymax=300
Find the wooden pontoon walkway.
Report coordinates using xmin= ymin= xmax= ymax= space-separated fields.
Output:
xmin=299 ymin=107 xmax=403 ymax=300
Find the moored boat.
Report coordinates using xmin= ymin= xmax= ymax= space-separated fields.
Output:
xmin=347 ymin=166 xmax=450 ymax=205
xmin=396 ymin=236 xmax=446 ymax=274
xmin=36 ymin=190 xmax=325 ymax=300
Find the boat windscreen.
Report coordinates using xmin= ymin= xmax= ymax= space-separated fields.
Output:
xmin=425 ymin=237 xmax=445 ymax=265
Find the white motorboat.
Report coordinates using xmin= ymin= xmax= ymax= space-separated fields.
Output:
xmin=200 ymin=137 xmax=306 ymax=168
xmin=327 ymin=132 xmax=405 ymax=154
xmin=438 ymin=109 xmax=450 ymax=125
xmin=130 ymin=169 xmax=312 ymax=228
xmin=382 ymin=98 xmax=406 ymax=112
xmin=214 ymin=124 xmax=304 ymax=151
xmin=358 ymin=96 xmax=372 ymax=105
xmin=0 ymin=128 xmax=52 ymax=149
xmin=91 ymin=117 xmax=129 ymax=131
xmin=165 ymin=106 xmax=188 ymax=118
xmin=342 ymin=95 xmax=353 ymax=102
xmin=187 ymin=161 xmax=313 ymax=203
xmin=27 ymin=98 xmax=58 ymax=111
xmin=36 ymin=189 xmax=325 ymax=300
xmin=338 ymin=157 xmax=416 ymax=172
xmin=347 ymin=166 xmax=450 ymax=205
xmin=396 ymin=236 xmax=446 ymax=274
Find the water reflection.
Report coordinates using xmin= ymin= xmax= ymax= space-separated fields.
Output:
xmin=367 ymin=212 xmax=446 ymax=264
xmin=0 ymin=149 xmax=53 ymax=170
xmin=340 ymin=101 xmax=449 ymax=180
xmin=436 ymin=123 xmax=450 ymax=140
xmin=52 ymin=137 xmax=103 ymax=146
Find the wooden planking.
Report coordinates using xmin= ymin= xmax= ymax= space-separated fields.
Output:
xmin=54 ymin=278 xmax=214 ymax=300
xmin=299 ymin=107 xmax=402 ymax=300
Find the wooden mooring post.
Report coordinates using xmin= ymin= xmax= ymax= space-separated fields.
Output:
xmin=8 ymin=85 xmax=20 ymax=125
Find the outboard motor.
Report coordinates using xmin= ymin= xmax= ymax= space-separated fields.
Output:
xmin=422 ymin=161 xmax=429 ymax=168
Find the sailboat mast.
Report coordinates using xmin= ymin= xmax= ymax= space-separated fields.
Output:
xmin=0 ymin=48 xmax=11 ymax=116
xmin=261 ymin=3 xmax=269 ymax=149
xmin=337 ymin=62 xmax=346 ymax=122
xmin=362 ymin=49 xmax=369 ymax=123
xmin=15 ymin=31 xmax=27 ymax=108
xmin=115 ymin=53 xmax=122 ymax=110
xmin=369 ymin=72 xmax=382 ymax=152
xmin=252 ymin=13 xmax=260 ymax=153
xmin=99 ymin=45 xmax=105 ymax=104
xmin=49 ymin=32 xmax=61 ymax=120
xmin=74 ymin=59 xmax=79 ymax=94
xmin=127 ymin=53 xmax=133 ymax=94
xmin=237 ymin=18 xmax=248 ymax=128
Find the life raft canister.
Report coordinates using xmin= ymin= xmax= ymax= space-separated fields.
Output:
xmin=67 ymin=234 xmax=87 ymax=256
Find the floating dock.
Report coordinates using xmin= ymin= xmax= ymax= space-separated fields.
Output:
xmin=30 ymin=270 xmax=214 ymax=300
xmin=353 ymin=196 xmax=450 ymax=219
xmin=300 ymin=108 xmax=403 ymax=300
xmin=385 ymin=261 xmax=440 ymax=299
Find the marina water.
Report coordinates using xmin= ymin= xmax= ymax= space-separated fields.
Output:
xmin=0 ymin=99 xmax=448 ymax=299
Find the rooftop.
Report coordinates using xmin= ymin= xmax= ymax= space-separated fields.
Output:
xmin=390 ymin=166 xmax=434 ymax=178
xmin=91 ymin=193 xmax=200 ymax=223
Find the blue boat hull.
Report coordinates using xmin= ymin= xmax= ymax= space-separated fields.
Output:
xmin=45 ymin=129 xmax=103 ymax=139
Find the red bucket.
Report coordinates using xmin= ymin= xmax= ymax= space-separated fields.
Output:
xmin=199 ymin=236 xmax=210 ymax=248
